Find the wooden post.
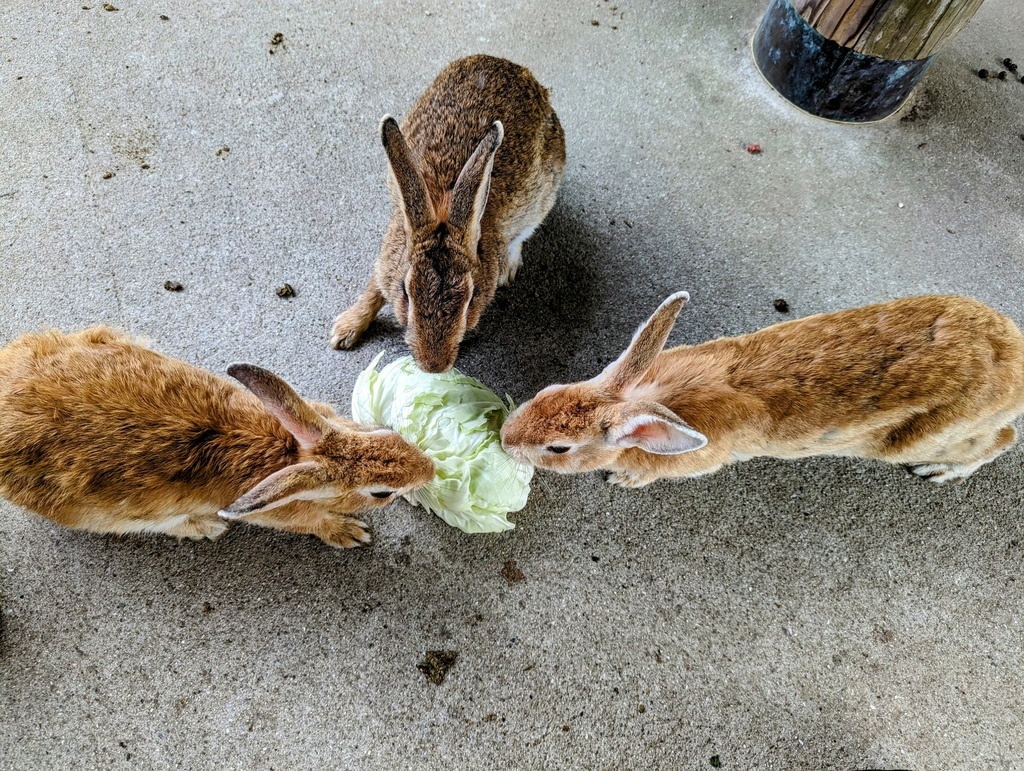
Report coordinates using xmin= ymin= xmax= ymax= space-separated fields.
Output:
xmin=793 ymin=0 xmax=986 ymax=60
xmin=753 ymin=0 xmax=987 ymax=122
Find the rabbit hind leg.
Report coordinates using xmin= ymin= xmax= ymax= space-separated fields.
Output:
xmin=906 ymin=425 xmax=1017 ymax=484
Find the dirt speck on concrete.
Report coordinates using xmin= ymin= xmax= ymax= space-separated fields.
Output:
xmin=276 ymin=283 xmax=296 ymax=299
xmin=773 ymin=298 xmax=790 ymax=313
xmin=501 ymin=560 xmax=525 ymax=584
xmin=709 ymin=756 xmax=722 ymax=768
xmin=163 ymin=281 xmax=184 ymax=292
xmin=103 ymin=3 xmax=118 ymax=11
xmin=872 ymin=624 xmax=895 ymax=643
xmin=216 ymin=146 xmax=230 ymax=157
xmin=417 ymin=650 xmax=457 ymax=685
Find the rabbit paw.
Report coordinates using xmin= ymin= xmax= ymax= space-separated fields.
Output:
xmin=499 ymin=254 xmax=522 ymax=286
xmin=500 ymin=226 xmax=536 ymax=285
xmin=177 ymin=517 xmax=229 ymax=541
xmin=317 ymin=516 xmax=372 ymax=548
xmin=605 ymin=469 xmax=656 ymax=488
xmin=906 ymin=462 xmax=970 ymax=484
xmin=330 ymin=311 xmax=370 ymax=350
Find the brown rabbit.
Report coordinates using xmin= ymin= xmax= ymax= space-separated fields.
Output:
xmin=501 ymin=293 xmax=1024 ymax=487
xmin=330 ymin=54 xmax=566 ymax=373
xmin=0 ymin=326 xmax=435 ymax=547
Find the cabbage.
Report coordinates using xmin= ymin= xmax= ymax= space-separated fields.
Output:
xmin=351 ymin=353 xmax=533 ymax=533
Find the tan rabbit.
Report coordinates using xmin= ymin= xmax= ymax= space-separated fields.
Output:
xmin=0 ymin=326 xmax=435 ymax=547
xmin=330 ymin=54 xmax=566 ymax=373
xmin=501 ymin=293 xmax=1024 ymax=487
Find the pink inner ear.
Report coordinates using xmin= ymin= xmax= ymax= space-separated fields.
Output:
xmin=261 ymin=404 xmax=323 ymax=450
xmin=284 ymin=419 xmax=322 ymax=450
xmin=622 ymin=420 xmax=669 ymax=447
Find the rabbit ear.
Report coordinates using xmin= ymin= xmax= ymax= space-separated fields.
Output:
xmin=381 ymin=115 xmax=435 ymax=232
xmin=218 ymin=462 xmax=331 ymax=519
xmin=598 ymin=292 xmax=690 ymax=393
xmin=448 ymin=121 xmax=504 ymax=244
xmin=227 ymin=364 xmax=329 ymax=450
xmin=607 ymin=402 xmax=707 ymax=455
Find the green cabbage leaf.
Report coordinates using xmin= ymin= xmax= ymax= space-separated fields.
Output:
xmin=351 ymin=353 xmax=533 ymax=533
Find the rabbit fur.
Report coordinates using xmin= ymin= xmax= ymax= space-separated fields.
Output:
xmin=330 ymin=54 xmax=566 ymax=373
xmin=0 ymin=326 xmax=435 ymax=547
xmin=501 ymin=293 xmax=1024 ymax=488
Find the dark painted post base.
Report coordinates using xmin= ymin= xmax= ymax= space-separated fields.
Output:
xmin=752 ymin=0 xmax=935 ymax=123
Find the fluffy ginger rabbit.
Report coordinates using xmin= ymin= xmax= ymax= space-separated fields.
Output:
xmin=0 ymin=327 xmax=434 ymax=547
xmin=330 ymin=54 xmax=566 ymax=373
xmin=501 ymin=293 xmax=1024 ymax=487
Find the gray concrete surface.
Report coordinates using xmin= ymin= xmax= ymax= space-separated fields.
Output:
xmin=1 ymin=1 xmax=1023 ymax=768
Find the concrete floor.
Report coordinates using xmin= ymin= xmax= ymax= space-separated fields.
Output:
xmin=1 ymin=1 xmax=1023 ymax=768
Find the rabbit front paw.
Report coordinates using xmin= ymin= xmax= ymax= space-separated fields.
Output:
xmin=173 ymin=516 xmax=229 ymax=541
xmin=317 ymin=515 xmax=372 ymax=548
xmin=330 ymin=310 xmax=371 ymax=350
xmin=605 ymin=469 xmax=657 ymax=488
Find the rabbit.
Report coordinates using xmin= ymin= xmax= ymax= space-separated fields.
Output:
xmin=330 ymin=54 xmax=566 ymax=373
xmin=0 ymin=326 xmax=435 ymax=547
xmin=501 ymin=293 xmax=1024 ymax=488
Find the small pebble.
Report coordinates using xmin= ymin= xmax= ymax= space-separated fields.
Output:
xmin=102 ymin=171 xmax=113 ymax=179
xmin=163 ymin=281 xmax=183 ymax=292
xmin=102 ymin=2 xmax=118 ymax=10
xmin=746 ymin=143 xmax=762 ymax=154
xmin=160 ymin=14 xmax=169 ymax=21
xmin=591 ymin=19 xmax=599 ymax=26
xmin=773 ymin=298 xmax=789 ymax=313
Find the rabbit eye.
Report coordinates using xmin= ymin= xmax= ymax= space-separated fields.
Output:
xmin=546 ymin=445 xmax=571 ymax=454
xmin=370 ymin=491 xmax=394 ymax=499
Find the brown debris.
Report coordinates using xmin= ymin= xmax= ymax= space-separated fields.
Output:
xmin=417 ymin=650 xmax=457 ymax=684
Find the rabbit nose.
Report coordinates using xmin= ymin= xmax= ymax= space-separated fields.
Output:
xmin=418 ymin=358 xmax=452 ymax=374
xmin=416 ymin=348 xmax=457 ymax=374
